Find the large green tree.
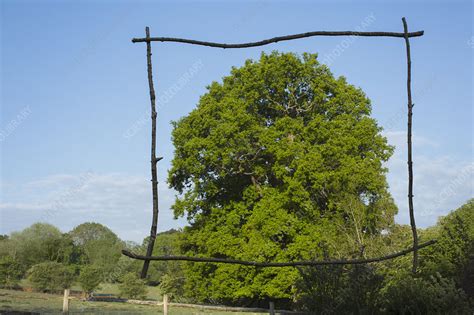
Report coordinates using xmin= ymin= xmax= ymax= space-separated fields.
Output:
xmin=7 ymin=223 xmax=74 ymax=269
xmin=68 ymin=222 xmax=123 ymax=274
xmin=169 ymin=52 xmax=396 ymax=304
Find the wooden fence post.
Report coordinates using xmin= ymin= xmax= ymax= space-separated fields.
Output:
xmin=269 ymin=301 xmax=275 ymax=315
xmin=62 ymin=289 xmax=70 ymax=314
xmin=163 ymin=294 xmax=169 ymax=315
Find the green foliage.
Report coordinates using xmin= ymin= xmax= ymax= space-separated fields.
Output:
xmin=78 ymin=265 xmax=103 ymax=297
xmin=69 ymin=222 xmax=123 ymax=277
xmin=381 ymin=273 xmax=471 ymax=314
xmin=372 ymin=200 xmax=474 ymax=313
xmin=105 ymin=254 xmax=142 ymax=283
xmin=84 ymin=240 xmax=143 ymax=284
xmin=27 ymin=261 xmax=75 ymax=292
xmin=419 ymin=199 xmax=474 ymax=290
xmin=159 ymin=273 xmax=185 ymax=301
xmin=0 ymin=255 xmax=23 ymax=288
xmin=8 ymin=223 xmax=74 ymax=269
xmin=0 ymin=222 xmax=128 ymax=288
xmin=118 ymin=273 xmax=148 ymax=300
xmin=0 ymin=197 xmax=471 ymax=311
xmin=168 ymin=51 xmax=395 ymax=303
xmin=147 ymin=230 xmax=185 ymax=294
xmin=296 ymin=264 xmax=383 ymax=314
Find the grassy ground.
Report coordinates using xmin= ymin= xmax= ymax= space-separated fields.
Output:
xmin=95 ymin=282 xmax=162 ymax=301
xmin=0 ymin=289 xmax=265 ymax=314
xmin=19 ymin=280 xmax=162 ymax=301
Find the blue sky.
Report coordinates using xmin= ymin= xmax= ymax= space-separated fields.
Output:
xmin=1 ymin=0 xmax=472 ymax=242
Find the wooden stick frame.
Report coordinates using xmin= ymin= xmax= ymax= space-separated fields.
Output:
xmin=129 ymin=17 xmax=430 ymax=278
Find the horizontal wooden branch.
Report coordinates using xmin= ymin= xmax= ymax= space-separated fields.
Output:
xmin=131 ymin=30 xmax=424 ymax=48
xmin=122 ymin=239 xmax=435 ymax=267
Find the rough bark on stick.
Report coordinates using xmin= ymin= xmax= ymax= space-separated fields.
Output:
xmin=140 ymin=26 xmax=160 ymax=279
xmin=131 ymin=30 xmax=424 ymax=47
xmin=123 ymin=240 xmax=436 ymax=267
xmin=402 ymin=17 xmax=419 ymax=274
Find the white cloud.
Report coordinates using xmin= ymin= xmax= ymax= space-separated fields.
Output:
xmin=384 ymin=131 xmax=473 ymax=228
xmin=26 ymin=174 xmax=80 ymax=189
xmin=0 ymin=172 xmax=186 ymax=242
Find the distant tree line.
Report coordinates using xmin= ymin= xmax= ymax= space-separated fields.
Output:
xmin=0 ymin=222 xmax=156 ymax=299
xmin=0 ymin=200 xmax=472 ymax=312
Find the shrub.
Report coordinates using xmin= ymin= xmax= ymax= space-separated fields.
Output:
xmin=418 ymin=200 xmax=474 ymax=297
xmin=381 ymin=272 xmax=471 ymax=314
xmin=118 ymin=272 xmax=147 ymax=299
xmin=0 ymin=255 xmax=23 ymax=289
xmin=296 ymin=264 xmax=383 ymax=314
xmin=27 ymin=261 xmax=74 ymax=292
xmin=78 ymin=265 xmax=103 ymax=297
xmin=159 ymin=273 xmax=185 ymax=301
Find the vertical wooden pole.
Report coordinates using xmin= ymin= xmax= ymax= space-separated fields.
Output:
xmin=163 ymin=294 xmax=169 ymax=315
xmin=140 ymin=26 xmax=161 ymax=279
xmin=62 ymin=289 xmax=70 ymax=314
xmin=269 ymin=301 xmax=275 ymax=315
xmin=402 ymin=17 xmax=419 ymax=274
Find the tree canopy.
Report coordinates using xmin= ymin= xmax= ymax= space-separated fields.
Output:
xmin=7 ymin=223 xmax=73 ymax=269
xmin=168 ymin=51 xmax=397 ymax=303
xmin=69 ymin=222 xmax=123 ymax=271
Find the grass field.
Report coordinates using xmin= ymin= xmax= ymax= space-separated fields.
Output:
xmin=18 ymin=280 xmax=162 ymax=301
xmin=94 ymin=282 xmax=162 ymax=301
xmin=0 ymin=289 xmax=266 ymax=314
